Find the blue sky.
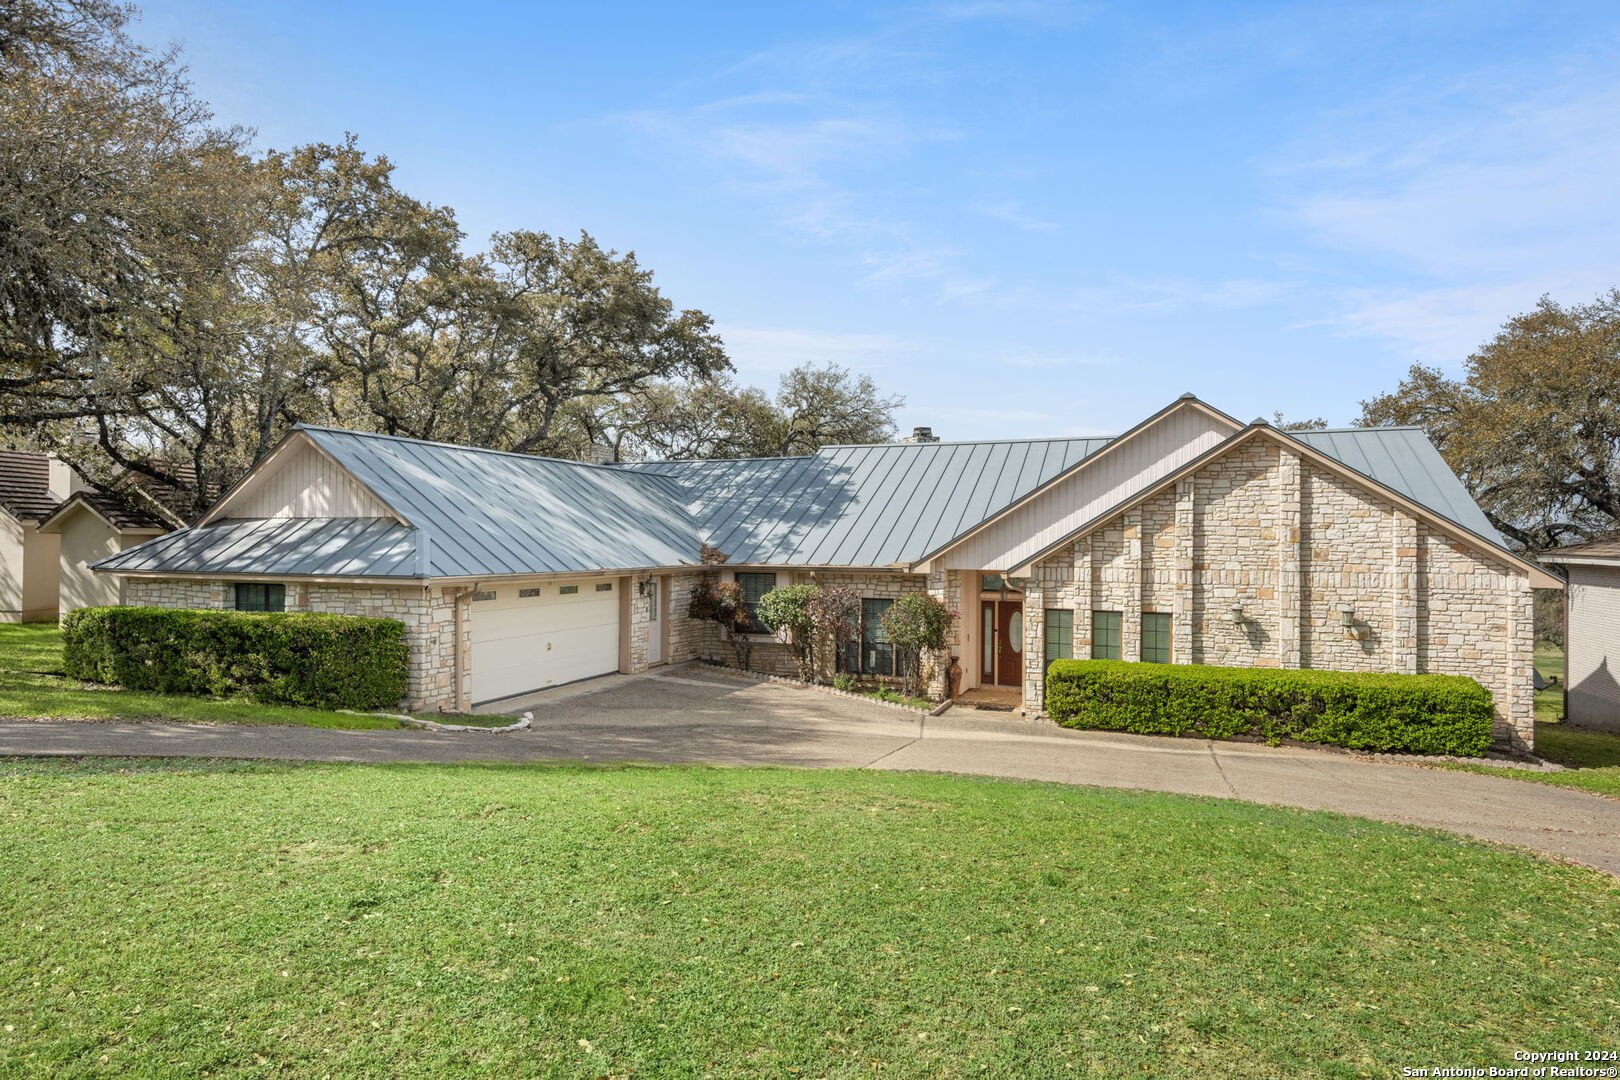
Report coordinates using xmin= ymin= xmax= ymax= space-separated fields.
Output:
xmin=129 ymin=0 xmax=1620 ymax=439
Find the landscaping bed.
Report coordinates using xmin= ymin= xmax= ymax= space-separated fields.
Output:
xmin=1 ymin=760 xmax=1615 ymax=1077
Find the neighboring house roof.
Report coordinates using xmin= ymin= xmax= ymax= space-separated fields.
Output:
xmin=37 ymin=490 xmax=171 ymax=534
xmin=614 ymin=437 xmax=1112 ymax=566
xmin=0 ymin=450 xmax=58 ymax=522
xmin=1540 ymin=538 xmax=1620 ymax=565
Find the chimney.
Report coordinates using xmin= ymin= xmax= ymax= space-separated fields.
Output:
xmin=578 ymin=443 xmax=616 ymax=465
xmin=45 ymin=454 xmax=87 ymax=497
xmin=903 ymin=426 xmax=939 ymax=444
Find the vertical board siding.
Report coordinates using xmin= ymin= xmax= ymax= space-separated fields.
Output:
xmin=224 ymin=439 xmax=393 ymax=520
xmin=943 ymin=408 xmax=1235 ymax=570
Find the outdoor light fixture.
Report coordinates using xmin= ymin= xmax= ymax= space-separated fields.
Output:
xmin=1229 ymin=604 xmax=1244 ymax=624
xmin=1339 ymin=603 xmax=1356 ymax=628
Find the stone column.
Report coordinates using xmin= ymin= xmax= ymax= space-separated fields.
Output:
xmin=1122 ymin=509 xmax=1143 ymax=661
xmin=1173 ymin=477 xmax=1195 ymax=664
xmin=1276 ymin=449 xmax=1303 ymax=669
xmin=1022 ymin=581 xmax=1044 ymax=713
xmin=1503 ymin=575 xmax=1535 ymax=748
xmin=1074 ymin=538 xmax=1092 ymax=659
xmin=1392 ymin=510 xmax=1419 ymax=673
xmin=926 ymin=567 xmax=957 ymax=699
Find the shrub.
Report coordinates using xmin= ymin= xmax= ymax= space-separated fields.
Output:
xmin=61 ymin=606 xmax=409 ymax=710
xmin=687 ymin=580 xmax=752 ymax=670
xmin=832 ymin=672 xmax=856 ymax=693
xmin=807 ymin=587 xmax=862 ymax=677
xmin=879 ymin=593 xmax=956 ymax=698
xmin=1044 ymin=660 xmax=1495 ymax=756
xmin=757 ymin=583 xmax=821 ymax=681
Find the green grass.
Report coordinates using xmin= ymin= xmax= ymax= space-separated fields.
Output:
xmin=0 ymin=623 xmax=511 ymax=729
xmin=1 ymin=763 xmax=1615 ymax=1078
xmin=1430 ymin=643 xmax=1620 ymax=798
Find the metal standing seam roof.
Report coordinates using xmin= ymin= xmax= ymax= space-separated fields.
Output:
xmin=95 ymin=419 xmax=1514 ymax=580
xmin=95 ymin=426 xmax=705 ymax=580
xmin=615 ymin=437 xmax=1113 ymax=566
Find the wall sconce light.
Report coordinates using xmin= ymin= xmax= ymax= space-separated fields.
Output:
xmin=1229 ymin=604 xmax=1244 ymax=624
xmin=637 ymin=578 xmax=652 ymax=598
xmin=1339 ymin=603 xmax=1356 ymax=628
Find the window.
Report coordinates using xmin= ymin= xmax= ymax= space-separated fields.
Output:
xmin=559 ymin=584 xmax=579 ymax=595
xmin=735 ymin=572 xmax=777 ymax=633
xmin=1091 ymin=610 xmax=1121 ymax=660
xmin=842 ymin=598 xmax=918 ymax=678
xmin=595 ymin=582 xmax=613 ymax=592
xmin=1142 ymin=612 xmax=1172 ymax=663
xmin=471 ymin=590 xmax=496 ymax=601
xmin=518 ymin=588 xmax=541 ymax=598
xmin=235 ymin=583 xmax=285 ymax=612
xmin=981 ymin=573 xmax=1007 ymax=592
xmin=1044 ymin=609 xmax=1073 ymax=670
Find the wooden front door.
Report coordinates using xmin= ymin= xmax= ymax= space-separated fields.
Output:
xmin=981 ymin=599 xmax=1024 ymax=687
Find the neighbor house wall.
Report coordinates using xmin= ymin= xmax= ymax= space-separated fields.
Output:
xmin=0 ymin=513 xmax=23 ymax=622
xmin=58 ymin=517 xmax=159 ymax=614
xmin=1565 ymin=563 xmax=1620 ymax=732
xmin=19 ymin=524 xmax=60 ymax=622
xmin=1026 ymin=436 xmax=1536 ymax=747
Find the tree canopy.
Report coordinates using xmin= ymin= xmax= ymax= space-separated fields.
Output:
xmin=0 ymin=1 xmax=904 ymax=513
xmin=1358 ymin=290 xmax=1620 ymax=553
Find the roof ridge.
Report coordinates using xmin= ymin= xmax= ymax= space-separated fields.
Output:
xmin=1291 ymin=425 xmax=1427 ymax=434
xmin=293 ymin=424 xmax=637 ymax=473
xmin=818 ymin=435 xmax=1117 ymax=450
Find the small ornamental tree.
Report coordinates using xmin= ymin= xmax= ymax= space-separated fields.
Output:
xmin=688 ymin=579 xmax=752 ymax=670
xmin=806 ymin=586 xmax=862 ymax=678
xmin=757 ymin=583 xmax=821 ymax=681
xmin=879 ymin=593 xmax=955 ymax=698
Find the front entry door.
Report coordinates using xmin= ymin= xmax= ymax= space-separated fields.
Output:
xmin=981 ymin=599 xmax=1024 ymax=686
xmin=646 ymin=578 xmax=664 ymax=665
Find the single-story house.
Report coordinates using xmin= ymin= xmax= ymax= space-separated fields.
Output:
xmin=92 ymin=394 xmax=1560 ymax=746
xmin=1540 ymin=540 xmax=1620 ymax=732
xmin=1 ymin=450 xmax=183 ymax=620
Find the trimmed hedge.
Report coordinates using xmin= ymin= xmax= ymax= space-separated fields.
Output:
xmin=61 ymin=607 xmax=410 ymax=710
xmin=1045 ymin=660 xmax=1495 ymax=756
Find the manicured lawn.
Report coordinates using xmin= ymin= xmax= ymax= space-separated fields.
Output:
xmin=1434 ymin=644 xmax=1620 ymax=798
xmin=1 ymin=762 xmax=1615 ymax=1078
xmin=0 ymin=623 xmax=508 ymax=729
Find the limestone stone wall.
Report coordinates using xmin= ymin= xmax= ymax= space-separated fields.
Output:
xmin=1029 ymin=435 xmax=1536 ymax=746
xmin=124 ymin=578 xmax=459 ymax=712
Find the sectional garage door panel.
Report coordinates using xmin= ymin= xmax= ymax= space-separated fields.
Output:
xmin=470 ymin=584 xmax=619 ymax=705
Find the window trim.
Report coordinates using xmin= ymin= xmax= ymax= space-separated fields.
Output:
xmin=1043 ymin=608 xmax=1073 ymax=670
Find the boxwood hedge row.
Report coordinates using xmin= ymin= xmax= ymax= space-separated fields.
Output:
xmin=1045 ymin=659 xmax=1495 ymax=756
xmin=62 ymin=606 xmax=409 ymax=710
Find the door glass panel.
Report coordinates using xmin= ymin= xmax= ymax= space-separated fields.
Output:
xmin=1008 ymin=610 xmax=1023 ymax=653
xmin=982 ymin=606 xmax=994 ymax=671
xmin=648 ymin=582 xmax=658 ymax=618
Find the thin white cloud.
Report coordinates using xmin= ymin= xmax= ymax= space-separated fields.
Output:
xmin=974 ymin=200 xmax=1061 ymax=231
xmin=997 ymin=351 xmax=1116 ymax=368
xmin=933 ymin=0 xmax=1093 ymax=27
xmin=1070 ymin=274 xmax=1292 ymax=315
xmin=718 ymin=325 xmax=916 ymax=381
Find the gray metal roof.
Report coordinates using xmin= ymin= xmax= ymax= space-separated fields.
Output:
xmin=97 ymin=426 xmax=703 ymax=579
xmin=96 ymin=517 xmax=421 ymax=577
xmin=617 ymin=437 xmax=1112 ymax=566
xmin=95 ymin=418 xmax=1511 ymax=581
xmin=1288 ymin=426 xmax=1508 ymax=547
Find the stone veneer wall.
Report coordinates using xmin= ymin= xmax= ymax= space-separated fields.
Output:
xmin=123 ymin=578 xmax=460 ymax=712
xmin=1024 ymin=436 xmax=1535 ymax=746
xmin=695 ymin=569 xmax=938 ymax=689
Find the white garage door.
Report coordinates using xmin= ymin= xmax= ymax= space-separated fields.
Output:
xmin=470 ymin=582 xmax=619 ymax=705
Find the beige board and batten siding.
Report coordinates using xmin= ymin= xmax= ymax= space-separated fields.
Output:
xmin=210 ymin=436 xmax=394 ymax=521
xmin=1565 ymin=562 xmax=1620 ymax=731
xmin=940 ymin=405 xmax=1236 ymax=571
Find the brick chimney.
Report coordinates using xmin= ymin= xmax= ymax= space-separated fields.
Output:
xmin=577 ymin=443 xmax=616 ymax=465
xmin=903 ymin=426 xmax=940 ymax=444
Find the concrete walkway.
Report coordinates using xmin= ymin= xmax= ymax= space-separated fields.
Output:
xmin=4 ymin=665 xmax=1619 ymax=876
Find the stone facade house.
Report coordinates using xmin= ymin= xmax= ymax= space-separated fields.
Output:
xmin=93 ymin=396 xmax=1559 ymax=746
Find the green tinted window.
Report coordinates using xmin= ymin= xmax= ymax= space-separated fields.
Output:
xmin=735 ymin=572 xmax=777 ymax=632
xmin=234 ymin=583 xmax=285 ymax=612
xmin=1044 ymin=609 xmax=1073 ymax=670
xmin=1142 ymin=612 xmax=1172 ymax=663
xmin=1091 ymin=610 xmax=1121 ymax=660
